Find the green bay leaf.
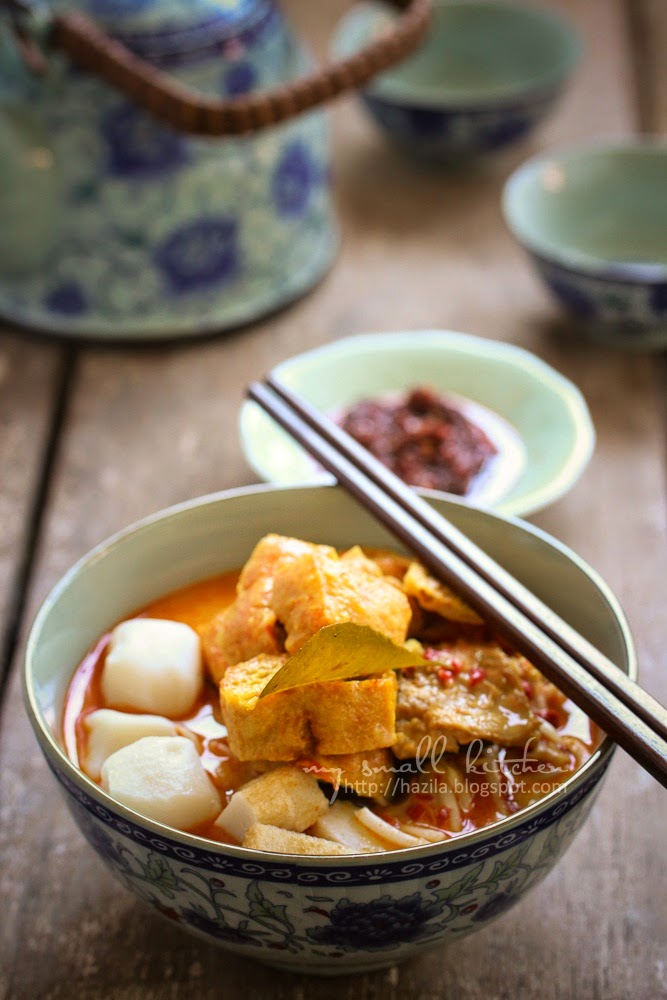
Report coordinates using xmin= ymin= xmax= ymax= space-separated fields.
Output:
xmin=259 ymin=622 xmax=427 ymax=698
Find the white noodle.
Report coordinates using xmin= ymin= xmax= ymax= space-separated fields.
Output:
xmin=436 ymin=766 xmax=463 ymax=833
xmin=399 ymin=823 xmax=448 ymax=843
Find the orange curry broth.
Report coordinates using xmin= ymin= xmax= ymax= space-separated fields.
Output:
xmin=62 ymin=570 xmax=602 ymax=847
xmin=63 ymin=571 xmax=247 ymax=846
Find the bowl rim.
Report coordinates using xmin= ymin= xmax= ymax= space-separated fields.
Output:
xmin=23 ymin=483 xmax=635 ymax=867
xmin=238 ymin=329 xmax=596 ymax=519
xmin=337 ymin=0 xmax=581 ymax=110
xmin=502 ymin=136 xmax=667 ymax=283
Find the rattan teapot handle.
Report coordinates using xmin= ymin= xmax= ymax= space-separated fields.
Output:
xmin=44 ymin=0 xmax=430 ymax=137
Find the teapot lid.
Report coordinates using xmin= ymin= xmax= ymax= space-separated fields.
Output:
xmin=48 ymin=0 xmax=276 ymax=58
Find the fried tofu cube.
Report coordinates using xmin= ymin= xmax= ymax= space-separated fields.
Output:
xmin=367 ymin=550 xmax=412 ymax=580
xmin=102 ymin=618 xmax=202 ymax=717
xmin=220 ymin=655 xmax=310 ymax=760
xmin=202 ymin=580 xmax=282 ymax=684
xmin=271 ymin=545 xmax=412 ymax=653
xmin=243 ymin=823 xmax=355 ymax=855
xmin=308 ymin=674 xmax=398 ymax=755
xmin=403 ymin=561 xmax=483 ymax=625
xmin=239 ymin=534 xmax=335 ymax=590
xmin=219 ymin=654 xmax=397 ymax=761
xmin=201 ymin=535 xmax=331 ymax=682
xmin=239 ymin=533 xmax=330 ymax=598
xmin=100 ymin=736 xmax=221 ymax=830
xmin=215 ymin=767 xmax=328 ymax=841
xmin=202 ymin=535 xmax=413 ymax=682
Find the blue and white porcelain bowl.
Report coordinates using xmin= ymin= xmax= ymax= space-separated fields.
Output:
xmin=503 ymin=139 xmax=667 ymax=349
xmin=24 ymin=485 xmax=634 ymax=974
xmin=333 ymin=0 xmax=581 ymax=160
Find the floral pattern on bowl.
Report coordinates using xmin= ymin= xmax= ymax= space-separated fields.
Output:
xmin=531 ymin=256 xmax=667 ymax=350
xmin=54 ymin=754 xmax=608 ymax=970
xmin=24 ymin=485 xmax=634 ymax=973
xmin=361 ymin=90 xmax=560 ymax=159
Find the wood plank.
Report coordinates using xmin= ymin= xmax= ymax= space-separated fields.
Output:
xmin=2 ymin=1 xmax=666 ymax=998
xmin=632 ymin=0 xmax=667 ymax=524
xmin=0 ymin=331 xmax=65 ymax=999
xmin=0 ymin=333 xmax=64 ymax=686
xmin=629 ymin=0 xmax=667 ymax=133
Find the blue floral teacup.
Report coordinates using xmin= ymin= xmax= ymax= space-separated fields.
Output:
xmin=333 ymin=0 xmax=581 ymax=161
xmin=504 ymin=139 xmax=667 ymax=349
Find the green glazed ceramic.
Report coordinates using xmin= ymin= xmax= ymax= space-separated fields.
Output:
xmin=333 ymin=0 xmax=581 ymax=158
xmin=239 ymin=331 xmax=595 ymax=517
xmin=24 ymin=484 xmax=634 ymax=972
xmin=0 ymin=1 xmax=337 ymax=340
xmin=503 ymin=139 xmax=667 ymax=348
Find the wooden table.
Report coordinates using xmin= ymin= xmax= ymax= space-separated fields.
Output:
xmin=1 ymin=2 xmax=666 ymax=997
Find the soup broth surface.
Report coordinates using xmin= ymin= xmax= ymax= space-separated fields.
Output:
xmin=64 ymin=566 xmax=601 ymax=848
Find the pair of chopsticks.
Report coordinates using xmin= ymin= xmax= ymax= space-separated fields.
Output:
xmin=247 ymin=376 xmax=667 ymax=791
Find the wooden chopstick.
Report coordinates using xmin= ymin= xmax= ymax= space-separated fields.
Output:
xmin=265 ymin=374 xmax=667 ymax=745
xmin=247 ymin=379 xmax=667 ymax=791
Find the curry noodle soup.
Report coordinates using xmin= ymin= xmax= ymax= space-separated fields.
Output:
xmin=63 ymin=535 xmax=601 ymax=855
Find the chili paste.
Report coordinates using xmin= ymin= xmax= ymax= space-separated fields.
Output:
xmin=339 ymin=386 xmax=497 ymax=494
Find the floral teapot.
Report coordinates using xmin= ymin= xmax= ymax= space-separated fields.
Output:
xmin=0 ymin=0 xmax=428 ymax=340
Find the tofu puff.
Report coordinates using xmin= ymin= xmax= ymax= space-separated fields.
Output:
xmin=211 ymin=536 xmax=409 ymax=775
xmin=203 ymin=535 xmax=315 ymax=681
xmin=212 ymin=538 xmax=567 ymax=768
xmin=219 ymin=654 xmax=397 ymax=761
xmin=202 ymin=535 xmax=412 ymax=682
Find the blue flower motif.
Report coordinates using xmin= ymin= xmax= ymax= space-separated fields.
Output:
xmin=470 ymin=891 xmax=518 ymax=923
xmin=224 ymin=61 xmax=257 ymax=96
xmin=307 ymin=893 xmax=444 ymax=950
xmin=154 ymin=216 xmax=241 ymax=293
xmin=541 ymin=265 xmax=596 ymax=318
xmin=67 ymin=800 xmax=127 ymax=870
xmin=405 ymin=107 xmax=450 ymax=138
xmin=271 ymin=141 xmax=319 ymax=218
xmin=363 ymin=97 xmax=449 ymax=141
xmin=180 ymin=908 xmax=257 ymax=944
xmin=44 ymin=282 xmax=88 ymax=316
xmin=649 ymin=281 xmax=667 ymax=316
xmin=478 ymin=114 xmax=533 ymax=150
xmin=101 ymin=104 xmax=187 ymax=178
xmin=482 ymin=117 xmax=533 ymax=148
